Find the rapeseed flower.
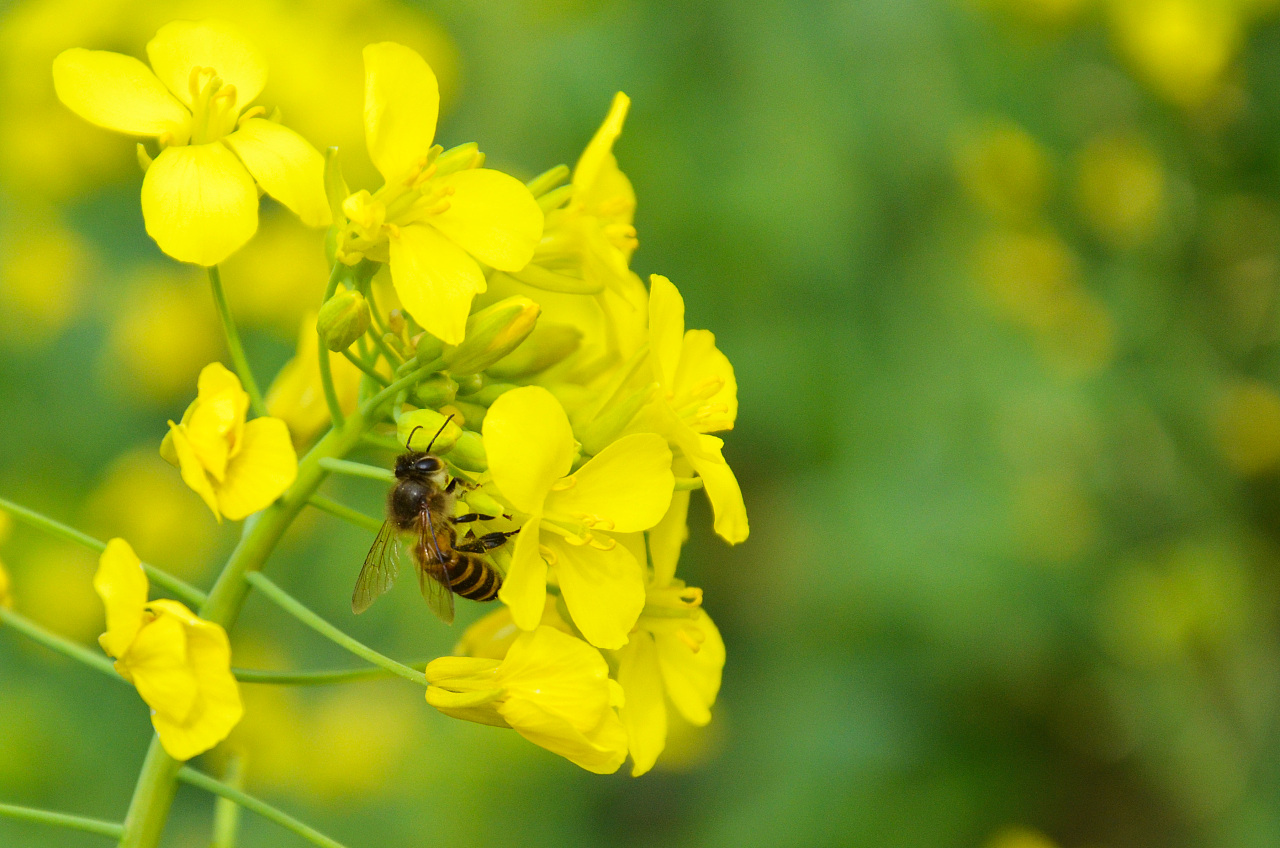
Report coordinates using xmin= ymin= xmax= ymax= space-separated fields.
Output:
xmin=95 ymin=538 xmax=243 ymax=760
xmin=482 ymin=386 xmax=674 ymax=649
xmin=52 ymin=19 xmax=329 ymax=265
xmin=334 ymin=42 xmax=543 ymax=344
xmin=627 ymin=274 xmax=748 ymax=544
xmin=612 ymin=488 xmax=724 ymax=776
xmin=426 ymin=625 xmax=628 ymax=773
xmin=162 ymin=362 xmax=297 ymax=521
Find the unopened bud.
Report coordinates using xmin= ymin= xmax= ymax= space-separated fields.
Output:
xmin=316 ymin=290 xmax=371 ymax=351
xmin=487 ymin=323 xmax=583 ymax=379
xmin=447 ymin=430 xmax=488 ymax=472
xmin=416 ymin=331 xmax=445 ymax=365
xmin=454 ymin=373 xmax=485 ymax=396
xmin=444 ymin=297 xmax=541 ymax=376
xmin=412 ymin=374 xmax=458 ymax=407
xmin=398 ymin=408 xmax=462 ymax=453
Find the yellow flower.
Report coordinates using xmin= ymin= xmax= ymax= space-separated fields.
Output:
xmin=507 ymin=92 xmax=637 ymax=296
xmin=94 ymin=538 xmax=242 ymax=761
xmin=265 ymin=312 xmax=364 ymax=448
xmin=52 ymin=19 xmax=329 ymax=265
xmin=426 ymin=625 xmax=628 ymax=774
xmin=0 ymin=560 xmax=11 ymax=610
xmin=1109 ymin=0 xmax=1239 ymax=108
xmin=455 ymin=596 xmax=573 ymax=660
xmin=613 ymin=488 xmax=724 ymax=776
xmin=483 ymin=386 xmax=674 ymax=649
xmin=334 ymin=42 xmax=543 ymax=344
xmin=628 ymin=274 xmax=748 ymax=544
xmin=161 ymin=362 xmax=297 ymax=521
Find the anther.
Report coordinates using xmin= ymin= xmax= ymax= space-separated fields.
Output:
xmin=538 ymin=545 xmax=558 ymax=565
xmin=677 ymin=627 xmax=705 ymax=652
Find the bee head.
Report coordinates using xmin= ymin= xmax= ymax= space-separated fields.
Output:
xmin=396 ymin=452 xmax=443 ymax=480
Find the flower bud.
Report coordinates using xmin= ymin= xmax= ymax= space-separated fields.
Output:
xmin=416 ymin=331 xmax=445 ymax=365
xmin=316 ymin=290 xmax=370 ymax=351
xmin=412 ymin=374 xmax=458 ymax=407
xmin=454 ymin=373 xmax=485 ymax=397
xmin=444 ymin=297 xmax=541 ymax=376
xmin=525 ymin=164 xmax=570 ymax=199
xmin=487 ymin=324 xmax=583 ymax=379
xmin=398 ymin=408 xmax=462 ymax=453
xmin=447 ymin=430 xmax=488 ymax=472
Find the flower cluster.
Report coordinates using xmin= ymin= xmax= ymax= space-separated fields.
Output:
xmin=51 ymin=18 xmax=745 ymax=778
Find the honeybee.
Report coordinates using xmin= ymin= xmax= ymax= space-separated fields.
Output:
xmin=352 ymin=418 xmax=513 ymax=623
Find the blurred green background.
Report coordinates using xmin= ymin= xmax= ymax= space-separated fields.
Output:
xmin=5 ymin=0 xmax=1280 ymax=846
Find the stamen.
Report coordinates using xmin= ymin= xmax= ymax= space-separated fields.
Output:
xmin=550 ymin=477 xmax=577 ymax=492
xmin=586 ymin=534 xmax=616 ymax=551
xmin=538 ymin=544 xmax=558 ymax=565
xmin=677 ymin=627 xmax=705 ymax=653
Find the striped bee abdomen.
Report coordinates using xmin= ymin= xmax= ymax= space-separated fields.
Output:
xmin=447 ymin=555 xmax=502 ymax=601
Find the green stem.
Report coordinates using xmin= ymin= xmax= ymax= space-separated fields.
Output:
xmin=245 ymin=573 xmax=426 ymax=686
xmin=0 ymin=497 xmax=207 ymax=608
xmin=178 ymin=768 xmax=348 ymax=848
xmin=0 ymin=803 xmax=124 ymax=840
xmin=233 ymin=661 xmax=428 ymax=686
xmin=120 ymin=382 xmax=403 ymax=848
xmin=340 ymin=349 xmax=389 ymax=386
xmin=211 ymin=756 xmax=243 ymax=848
xmin=318 ymin=264 xmax=347 ymax=429
xmin=208 ymin=266 xmax=266 ymax=417
xmin=317 ymin=458 xmax=395 ymax=483
xmin=307 ymin=495 xmax=384 ymax=534
xmin=0 ymin=606 xmax=121 ymax=681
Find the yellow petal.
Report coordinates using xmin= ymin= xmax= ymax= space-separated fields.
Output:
xmin=553 ymin=538 xmax=645 ymax=650
xmin=649 ymin=485 xmax=691 ymax=588
xmin=483 ymin=386 xmax=575 ymax=514
xmin=363 ymin=42 xmax=438 ymax=183
xmin=147 ymin=19 xmax=266 ymax=110
xmin=673 ymin=329 xmax=737 ymax=432
xmin=687 ymin=433 xmax=749 ymax=544
xmin=146 ymin=599 xmax=243 ymax=760
xmin=0 ymin=561 xmax=10 ymax=611
xmin=224 ymin=119 xmax=330 ymax=227
xmin=497 ymin=520 xmax=548 ymax=631
xmin=616 ymin=631 xmax=666 ymax=776
xmin=545 ymin=433 xmax=673 ymax=533
xmin=167 ymin=422 xmax=220 ymax=520
xmin=93 ymin=538 xmax=149 ymax=658
xmin=215 ymin=417 xmax=297 ymax=521
xmin=52 ymin=49 xmax=188 ymax=137
xmin=185 ymin=362 xmax=249 ymax=482
xmin=653 ymin=610 xmax=724 ymax=726
xmin=141 ymin=143 xmax=257 ymax=266
xmin=430 ymin=169 xmax=544 ymax=271
xmin=388 ymin=222 xmax=484 ymax=345
xmin=573 ymin=92 xmax=630 ymax=195
xmin=648 ymin=274 xmax=685 ymax=388
xmin=121 ymin=612 xmax=198 ymax=723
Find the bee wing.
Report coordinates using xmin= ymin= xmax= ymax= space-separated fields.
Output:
xmin=416 ymin=508 xmax=456 ymax=625
xmin=352 ymin=520 xmax=404 ymax=614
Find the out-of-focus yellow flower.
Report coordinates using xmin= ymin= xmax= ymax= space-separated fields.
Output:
xmin=1109 ymin=0 xmax=1239 ymax=108
xmin=161 ymin=362 xmax=297 ymax=521
xmin=984 ymin=826 xmax=1060 ymax=848
xmin=0 ymin=213 xmax=91 ymax=347
xmin=623 ymin=275 xmax=748 ymax=544
xmin=1215 ymin=378 xmax=1280 ymax=475
xmin=16 ymin=543 xmax=102 ymax=642
xmin=613 ymin=488 xmax=724 ymax=776
xmin=0 ymin=561 xmax=11 ymax=610
xmin=1009 ymin=469 xmax=1098 ymax=563
xmin=955 ymin=122 xmax=1052 ymax=224
xmin=95 ymin=538 xmax=243 ymax=760
xmin=265 ymin=313 xmax=364 ymax=448
xmin=219 ymin=216 xmax=330 ymax=336
xmin=426 ymin=625 xmax=628 ymax=774
xmin=84 ymin=448 xmax=218 ymax=578
xmin=1075 ymin=134 xmax=1164 ymax=247
xmin=101 ymin=267 xmax=223 ymax=403
xmin=335 ymin=42 xmax=543 ymax=344
xmin=53 ymin=18 xmax=329 ymax=264
xmin=483 ymin=386 xmax=674 ymax=649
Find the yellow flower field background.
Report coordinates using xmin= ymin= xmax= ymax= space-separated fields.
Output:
xmin=4 ymin=0 xmax=1280 ymax=846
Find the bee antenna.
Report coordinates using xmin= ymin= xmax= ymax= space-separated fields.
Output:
xmin=406 ymin=425 xmax=425 ymax=450
xmin=424 ymin=414 xmax=455 ymax=453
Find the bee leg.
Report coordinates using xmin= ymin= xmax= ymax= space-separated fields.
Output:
xmin=454 ymin=531 xmax=518 ymax=553
xmin=453 ymin=513 xmax=496 ymax=524
xmin=444 ymin=477 xmax=477 ymax=495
